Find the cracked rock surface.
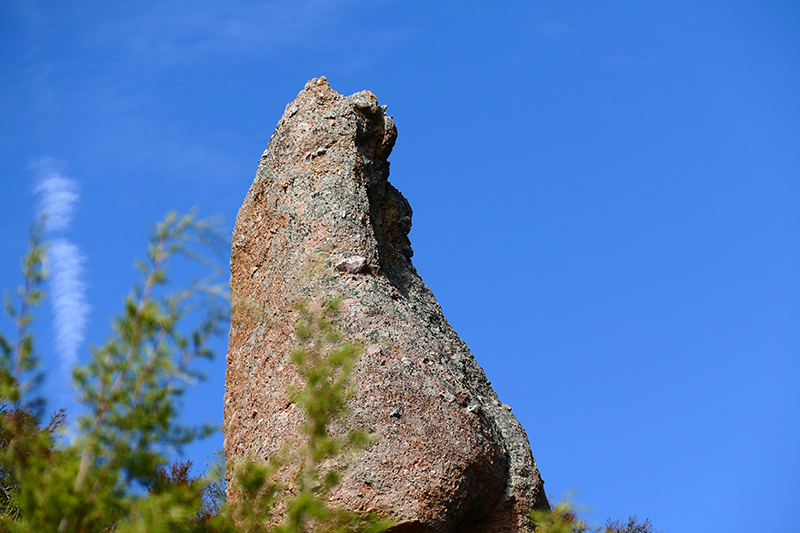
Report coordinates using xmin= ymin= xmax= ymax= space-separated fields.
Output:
xmin=224 ymin=77 xmax=548 ymax=532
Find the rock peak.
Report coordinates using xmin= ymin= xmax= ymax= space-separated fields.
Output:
xmin=225 ymin=78 xmax=547 ymax=532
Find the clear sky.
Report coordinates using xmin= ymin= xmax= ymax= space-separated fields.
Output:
xmin=1 ymin=2 xmax=798 ymax=531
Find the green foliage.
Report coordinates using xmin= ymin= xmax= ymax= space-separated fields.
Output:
xmin=602 ymin=515 xmax=662 ymax=533
xmin=148 ymin=459 xmax=222 ymax=529
xmin=528 ymin=498 xmax=663 ymax=533
xmin=528 ymin=500 xmax=592 ymax=533
xmin=212 ymin=299 xmax=393 ymax=533
xmin=0 ymin=211 xmax=228 ymax=532
xmin=0 ymin=210 xmax=391 ymax=532
xmin=277 ymin=298 xmax=392 ymax=533
xmin=0 ymin=220 xmax=47 ymax=416
xmin=0 ymin=220 xmax=53 ymax=522
xmin=71 ymin=210 xmax=227 ymax=493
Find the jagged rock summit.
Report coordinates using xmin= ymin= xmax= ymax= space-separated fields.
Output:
xmin=224 ymin=77 xmax=547 ymax=532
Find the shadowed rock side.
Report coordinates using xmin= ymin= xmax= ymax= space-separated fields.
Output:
xmin=224 ymin=77 xmax=548 ymax=532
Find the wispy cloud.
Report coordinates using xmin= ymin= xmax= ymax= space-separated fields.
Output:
xmin=34 ymin=169 xmax=79 ymax=232
xmin=47 ymin=239 xmax=89 ymax=373
xmin=33 ymin=162 xmax=90 ymax=376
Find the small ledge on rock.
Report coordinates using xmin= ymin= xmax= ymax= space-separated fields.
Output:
xmin=335 ymin=256 xmax=368 ymax=274
xmin=303 ymin=146 xmax=327 ymax=160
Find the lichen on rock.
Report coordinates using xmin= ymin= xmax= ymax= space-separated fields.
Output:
xmin=224 ymin=76 xmax=548 ymax=532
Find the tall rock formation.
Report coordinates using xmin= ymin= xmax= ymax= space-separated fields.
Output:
xmin=224 ymin=77 xmax=548 ymax=532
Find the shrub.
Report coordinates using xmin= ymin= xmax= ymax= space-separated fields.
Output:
xmin=528 ymin=499 xmax=663 ymax=533
xmin=0 ymin=211 xmax=391 ymax=533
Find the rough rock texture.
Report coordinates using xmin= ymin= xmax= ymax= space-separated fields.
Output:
xmin=224 ymin=77 xmax=548 ymax=532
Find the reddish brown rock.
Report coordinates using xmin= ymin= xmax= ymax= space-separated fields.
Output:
xmin=224 ymin=77 xmax=548 ymax=532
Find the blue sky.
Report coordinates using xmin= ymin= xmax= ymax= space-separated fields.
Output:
xmin=1 ymin=1 xmax=798 ymax=531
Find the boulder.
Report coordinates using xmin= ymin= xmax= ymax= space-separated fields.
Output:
xmin=224 ymin=77 xmax=548 ymax=532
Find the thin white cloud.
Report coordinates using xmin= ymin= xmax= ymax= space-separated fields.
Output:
xmin=33 ymin=164 xmax=90 ymax=376
xmin=48 ymin=239 xmax=89 ymax=373
xmin=35 ymin=171 xmax=79 ymax=233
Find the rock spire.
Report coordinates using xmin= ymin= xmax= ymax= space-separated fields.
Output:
xmin=224 ymin=77 xmax=547 ymax=532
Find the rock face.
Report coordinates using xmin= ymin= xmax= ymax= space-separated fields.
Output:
xmin=224 ymin=77 xmax=548 ymax=532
